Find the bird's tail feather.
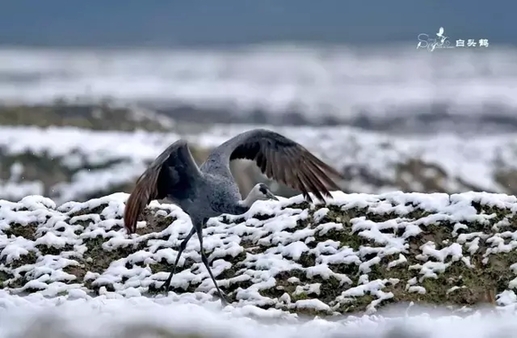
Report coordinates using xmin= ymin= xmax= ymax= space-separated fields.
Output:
xmin=123 ymin=169 xmax=160 ymax=234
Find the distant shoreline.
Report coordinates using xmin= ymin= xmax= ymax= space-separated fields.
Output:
xmin=2 ymin=101 xmax=517 ymax=136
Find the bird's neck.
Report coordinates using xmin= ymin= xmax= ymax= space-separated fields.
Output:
xmin=234 ymin=191 xmax=259 ymax=214
xmin=241 ymin=190 xmax=260 ymax=207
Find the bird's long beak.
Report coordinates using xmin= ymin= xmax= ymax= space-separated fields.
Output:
xmin=266 ymin=191 xmax=279 ymax=201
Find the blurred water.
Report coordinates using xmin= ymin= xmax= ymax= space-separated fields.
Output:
xmin=1 ymin=44 xmax=516 ymax=133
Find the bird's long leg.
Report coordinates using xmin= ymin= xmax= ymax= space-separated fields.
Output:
xmin=194 ymin=222 xmax=229 ymax=306
xmin=160 ymin=226 xmax=197 ymax=293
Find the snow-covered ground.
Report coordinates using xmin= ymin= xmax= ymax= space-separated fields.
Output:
xmin=1 ymin=190 xmax=517 ymax=337
xmin=0 ymin=45 xmax=516 ymax=129
xmin=0 ymin=296 xmax=516 ymax=338
xmin=2 ymin=124 xmax=517 ymax=202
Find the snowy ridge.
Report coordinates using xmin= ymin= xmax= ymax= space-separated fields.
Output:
xmin=3 ymin=125 xmax=517 ymax=202
xmin=1 ymin=190 xmax=517 ymax=319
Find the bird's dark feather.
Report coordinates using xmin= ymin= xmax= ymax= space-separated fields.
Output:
xmin=123 ymin=140 xmax=201 ymax=233
xmin=225 ymin=129 xmax=344 ymax=202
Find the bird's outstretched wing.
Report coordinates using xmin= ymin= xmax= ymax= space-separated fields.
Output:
xmin=219 ymin=129 xmax=344 ymax=202
xmin=124 ymin=140 xmax=202 ymax=234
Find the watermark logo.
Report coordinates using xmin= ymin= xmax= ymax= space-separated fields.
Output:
xmin=417 ymin=27 xmax=489 ymax=52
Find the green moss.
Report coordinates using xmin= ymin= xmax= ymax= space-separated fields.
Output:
xmin=36 ymin=244 xmax=75 ymax=256
xmin=148 ymin=259 xmax=181 ymax=276
xmin=291 ymin=291 xmax=308 ymax=301
xmin=0 ymin=270 xmax=14 ymax=287
xmin=68 ymin=203 xmax=109 ymax=218
xmin=258 ymin=269 xmax=304 ymax=300
xmin=215 ymin=251 xmax=247 ymax=281
xmin=338 ymin=294 xmax=376 ymax=313
xmin=0 ymin=251 xmax=38 ymax=289
xmin=136 ymin=209 xmax=176 ymax=235
xmin=146 ymin=265 xmax=199 ymax=295
xmin=5 ymin=251 xmax=38 ymax=269
xmin=2 ymin=223 xmax=38 ymax=240
xmin=61 ymin=235 xmax=145 ymax=293
xmin=316 ymin=275 xmax=342 ymax=303
xmin=298 ymin=252 xmax=317 ymax=268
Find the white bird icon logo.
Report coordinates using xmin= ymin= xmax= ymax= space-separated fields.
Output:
xmin=436 ymin=27 xmax=447 ymax=44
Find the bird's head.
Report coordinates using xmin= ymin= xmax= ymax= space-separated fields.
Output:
xmin=245 ymin=183 xmax=279 ymax=205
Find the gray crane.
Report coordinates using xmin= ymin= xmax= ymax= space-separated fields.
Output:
xmin=123 ymin=128 xmax=344 ymax=305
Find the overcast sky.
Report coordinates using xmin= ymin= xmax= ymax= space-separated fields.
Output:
xmin=0 ymin=0 xmax=513 ymax=47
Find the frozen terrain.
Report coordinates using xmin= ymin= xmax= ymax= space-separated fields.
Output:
xmin=2 ymin=124 xmax=517 ymax=203
xmin=1 ymin=45 xmax=517 ymax=132
xmin=1 ymin=297 xmax=517 ymax=338
xmin=1 ymin=190 xmax=517 ymax=336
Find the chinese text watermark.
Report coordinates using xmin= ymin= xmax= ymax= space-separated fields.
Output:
xmin=417 ymin=27 xmax=489 ymax=52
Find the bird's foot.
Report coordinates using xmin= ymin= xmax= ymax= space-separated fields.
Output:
xmin=158 ymin=282 xmax=172 ymax=295
xmin=215 ymin=290 xmax=230 ymax=306
xmin=220 ymin=297 xmax=229 ymax=307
